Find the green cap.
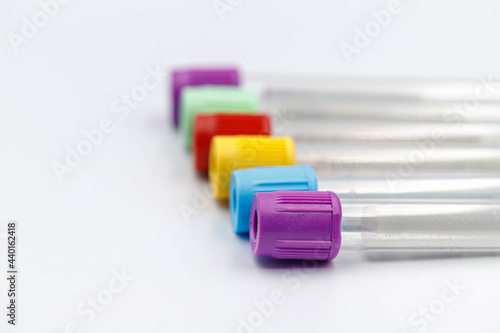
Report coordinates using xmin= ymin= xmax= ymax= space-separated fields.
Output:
xmin=180 ymin=86 xmax=260 ymax=150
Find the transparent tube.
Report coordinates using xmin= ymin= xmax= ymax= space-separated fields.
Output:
xmin=295 ymin=143 xmax=500 ymax=178
xmin=339 ymin=198 xmax=500 ymax=258
xmin=244 ymin=74 xmax=500 ymax=123
xmin=264 ymin=91 xmax=500 ymax=123
xmin=273 ymin=119 xmax=500 ymax=145
xmin=319 ymin=177 xmax=500 ymax=199
xmin=243 ymin=73 xmax=500 ymax=258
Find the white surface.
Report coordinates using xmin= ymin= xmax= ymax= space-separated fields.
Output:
xmin=1 ymin=0 xmax=500 ymax=332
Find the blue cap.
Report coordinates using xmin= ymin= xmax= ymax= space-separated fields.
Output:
xmin=229 ymin=165 xmax=318 ymax=233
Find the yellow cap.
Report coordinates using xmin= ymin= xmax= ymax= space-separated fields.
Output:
xmin=209 ymin=135 xmax=296 ymax=199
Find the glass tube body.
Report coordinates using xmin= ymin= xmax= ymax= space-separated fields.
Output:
xmin=243 ymin=73 xmax=500 ymax=258
xmin=339 ymin=197 xmax=500 ymax=258
xmin=318 ymin=176 xmax=500 ymax=257
xmin=319 ymin=177 xmax=500 ymax=199
xmin=295 ymin=143 xmax=500 ymax=178
xmin=273 ymin=119 xmax=500 ymax=145
xmin=246 ymin=75 xmax=500 ymax=123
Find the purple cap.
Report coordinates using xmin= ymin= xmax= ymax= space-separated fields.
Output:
xmin=171 ymin=67 xmax=240 ymax=127
xmin=250 ymin=191 xmax=342 ymax=261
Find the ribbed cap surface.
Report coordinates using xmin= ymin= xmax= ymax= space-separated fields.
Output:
xmin=209 ymin=136 xmax=296 ymax=199
xmin=180 ymin=86 xmax=260 ymax=150
xmin=194 ymin=114 xmax=271 ymax=173
xmin=229 ymin=166 xmax=317 ymax=233
xmin=171 ymin=67 xmax=239 ymax=127
xmin=250 ymin=191 xmax=342 ymax=261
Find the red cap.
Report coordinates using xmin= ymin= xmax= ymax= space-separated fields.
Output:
xmin=193 ymin=113 xmax=271 ymax=173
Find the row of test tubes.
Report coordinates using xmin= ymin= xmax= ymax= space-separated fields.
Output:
xmin=172 ymin=66 xmax=500 ymax=262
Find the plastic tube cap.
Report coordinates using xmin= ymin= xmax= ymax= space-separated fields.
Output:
xmin=229 ymin=166 xmax=318 ymax=234
xmin=250 ymin=191 xmax=342 ymax=261
xmin=209 ymin=136 xmax=296 ymax=200
xmin=171 ymin=67 xmax=239 ymax=127
xmin=194 ymin=114 xmax=271 ymax=173
xmin=180 ymin=86 xmax=260 ymax=150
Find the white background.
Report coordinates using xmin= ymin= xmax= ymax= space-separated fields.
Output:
xmin=1 ymin=0 xmax=500 ymax=332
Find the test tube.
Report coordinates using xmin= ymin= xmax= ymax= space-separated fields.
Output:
xmin=246 ymin=72 xmax=500 ymax=123
xmin=191 ymin=112 xmax=500 ymax=177
xmin=209 ymin=136 xmax=500 ymax=200
xmin=261 ymin=85 xmax=500 ymax=123
xmin=191 ymin=112 xmax=500 ymax=178
xmin=175 ymin=68 xmax=500 ymax=159
xmin=171 ymin=67 xmax=500 ymax=127
xmin=319 ymin=176 xmax=500 ymax=199
xmin=229 ymin=165 xmax=500 ymax=234
xmin=295 ymin=142 xmax=500 ymax=178
xmin=272 ymin=119 xmax=500 ymax=145
xmin=250 ymin=191 xmax=500 ymax=261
